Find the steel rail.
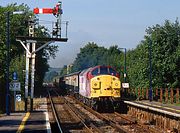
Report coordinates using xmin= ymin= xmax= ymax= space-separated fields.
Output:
xmin=48 ymin=91 xmax=63 ymax=133
xmin=114 ymin=112 xmax=157 ymax=133
xmin=51 ymin=89 xmax=100 ymax=132
xmin=68 ymin=96 xmax=128 ymax=132
xmin=64 ymin=98 xmax=103 ymax=133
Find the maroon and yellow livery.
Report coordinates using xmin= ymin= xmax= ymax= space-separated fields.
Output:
xmin=64 ymin=65 xmax=121 ymax=112
xmin=79 ymin=65 xmax=121 ymax=98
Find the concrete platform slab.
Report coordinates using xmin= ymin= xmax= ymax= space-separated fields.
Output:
xmin=23 ymin=111 xmax=50 ymax=133
xmin=0 ymin=112 xmax=25 ymax=133
xmin=0 ymin=98 xmax=51 ymax=133
xmin=137 ymin=100 xmax=180 ymax=113
xmin=125 ymin=100 xmax=180 ymax=118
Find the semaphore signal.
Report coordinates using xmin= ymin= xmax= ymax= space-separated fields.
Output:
xmin=33 ymin=1 xmax=63 ymax=17
xmin=16 ymin=1 xmax=68 ymax=112
xmin=33 ymin=1 xmax=63 ymax=38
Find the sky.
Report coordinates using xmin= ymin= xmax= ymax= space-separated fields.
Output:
xmin=1 ymin=0 xmax=180 ymax=68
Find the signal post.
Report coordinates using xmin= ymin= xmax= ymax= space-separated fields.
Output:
xmin=16 ymin=1 xmax=68 ymax=111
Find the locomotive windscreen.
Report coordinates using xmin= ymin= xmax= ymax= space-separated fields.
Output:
xmin=91 ymin=66 xmax=118 ymax=76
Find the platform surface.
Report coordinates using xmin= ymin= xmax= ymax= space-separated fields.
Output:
xmin=136 ymin=100 xmax=180 ymax=113
xmin=0 ymin=98 xmax=51 ymax=133
xmin=125 ymin=100 xmax=180 ymax=117
xmin=23 ymin=111 xmax=50 ymax=133
xmin=0 ymin=112 xmax=25 ymax=133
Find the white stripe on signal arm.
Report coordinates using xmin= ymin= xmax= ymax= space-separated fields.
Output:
xmin=39 ymin=9 xmax=43 ymax=14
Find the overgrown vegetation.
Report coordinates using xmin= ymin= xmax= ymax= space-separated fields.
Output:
xmin=0 ymin=3 xmax=58 ymax=112
xmin=60 ymin=20 xmax=180 ymax=89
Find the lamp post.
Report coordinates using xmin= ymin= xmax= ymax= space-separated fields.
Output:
xmin=5 ymin=11 xmax=24 ymax=115
xmin=6 ymin=11 xmax=10 ymax=115
xmin=148 ymin=38 xmax=153 ymax=101
xmin=119 ymin=48 xmax=127 ymax=83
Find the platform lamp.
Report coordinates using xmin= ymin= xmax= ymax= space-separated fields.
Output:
xmin=148 ymin=38 xmax=153 ymax=102
xmin=119 ymin=48 xmax=127 ymax=83
xmin=5 ymin=11 xmax=24 ymax=115
xmin=118 ymin=47 xmax=127 ymax=97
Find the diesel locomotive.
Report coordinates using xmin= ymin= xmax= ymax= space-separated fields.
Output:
xmin=60 ymin=65 xmax=121 ymax=112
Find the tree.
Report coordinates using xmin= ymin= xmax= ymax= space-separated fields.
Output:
xmin=148 ymin=20 xmax=180 ymax=88
xmin=60 ymin=20 xmax=180 ymax=90
xmin=127 ymin=20 xmax=180 ymax=88
xmin=72 ymin=42 xmax=106 ymax=71
xmin=0 ymin=3 xmax=59 ymax=112
xmin=69 ymin=42 xmax=122 ymax=74
xmin=0 ymin=4 xmax=32 ymax=112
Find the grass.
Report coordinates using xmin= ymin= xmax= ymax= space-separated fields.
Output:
xmin=173 ymin=103 xmax=180 ymax=106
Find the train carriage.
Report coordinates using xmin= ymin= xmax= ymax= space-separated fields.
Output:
xmin=64 ymin=72 xmax=80 ymax=94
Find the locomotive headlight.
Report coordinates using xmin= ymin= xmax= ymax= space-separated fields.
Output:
xmin=94 ymin=83 xmax=97 ymax=86
xmin=115 ymin=83 xmax=118 ymax=86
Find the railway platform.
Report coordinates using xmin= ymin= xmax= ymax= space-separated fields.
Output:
xmin=137 ymin=100 xmax=180 ymax=113
xmin=126 ymin=100 xmax=180 ymax=115
xmin=124 ymin=100 xmax=180 ymax=132
xmin=0 ymin=112 xmax=25 ymax=133
xmin=0 ymin=98 xmax=51 ymax=133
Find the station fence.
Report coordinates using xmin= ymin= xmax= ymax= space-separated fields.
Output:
xmin=127 ymin=88 xmax=179 ymax=104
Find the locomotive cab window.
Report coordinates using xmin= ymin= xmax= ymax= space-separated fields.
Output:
xmin=91 ymin=66 xmax=118 ymax=76
xmin=92 ymin=68 xmax=99 ymax=76
xmin=109 ymin=68 xmax=117 ymax=76
xmin=100 ymin=67 xmax=108 ymax=74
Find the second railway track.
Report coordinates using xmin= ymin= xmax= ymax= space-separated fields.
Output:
xmin=48 ymin=88 xmax=165 ymax=133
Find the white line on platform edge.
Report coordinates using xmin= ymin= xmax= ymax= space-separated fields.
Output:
xmin=45 ymin=99 xmax=51 ymax=133
xmin=44 ymin=111 xmax=51 ymax=133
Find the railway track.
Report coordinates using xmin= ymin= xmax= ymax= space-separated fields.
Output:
xmin=67 ymin=96 xmax=160 ymax=133
xmin=47 ymin=90 xmax=63 ymax=133
xmin=63 ymin=96 xmax=161 ymax=133
xmin=101 ymin=112 xmax=160 ymax=133
xmin=64 ymin=96 xmax=122 ymax=132
xmin=48 ymin=89 xmax=107 ymax=132
xmin=48 ymin=89 xmax=165 ymax=132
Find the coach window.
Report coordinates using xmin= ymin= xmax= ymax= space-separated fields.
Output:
xmin=92 ymin=68 xmax=98 ymax=76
